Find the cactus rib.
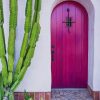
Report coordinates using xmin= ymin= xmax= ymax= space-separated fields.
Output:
xmin=0 ymin=0 xmax=8 ymax=87
xmin=8 ymin=0 xmax=18 ymax=85
xmin=0 ymin=73 xmax=4 ymax=100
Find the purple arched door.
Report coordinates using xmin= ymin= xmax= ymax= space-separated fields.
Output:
xmin=51 ymin=1 xmax=88 ymax=88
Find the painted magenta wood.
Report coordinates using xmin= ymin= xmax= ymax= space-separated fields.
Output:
xmin=51 ymin=1 xmax=88 ymax=88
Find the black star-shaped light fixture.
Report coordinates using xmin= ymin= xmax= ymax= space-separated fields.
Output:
xmin=63 ymin=8 xmax=76 ymax=33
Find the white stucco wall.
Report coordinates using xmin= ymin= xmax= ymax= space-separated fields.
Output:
xmin=0 ymin=0 xmax=100 ymax=92
xmin=92 ymin=0 xmax=100 ymax=91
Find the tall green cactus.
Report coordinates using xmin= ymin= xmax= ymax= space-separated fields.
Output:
xmin=0 ymin=0 xmax=8 ymax=87
xmin=0 ymin=0 xmax=42 ymax=99
xmin=13 ymin=0 xmax=33 ymax=82
xmin=8 ymin=0 xmax=18 ymax=85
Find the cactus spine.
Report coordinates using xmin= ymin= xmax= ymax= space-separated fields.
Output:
xmin=0 ymin=0 xmax=8 ymax=87
xmin=8 ymin=0 xmax=18 ymax=85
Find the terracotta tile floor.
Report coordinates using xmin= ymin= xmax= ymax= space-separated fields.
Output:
xmin=51 ymin=89 xmax=93 ymax=100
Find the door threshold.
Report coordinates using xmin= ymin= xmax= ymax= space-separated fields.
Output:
xmin=52 ymin=88 xmax=87 ymax=90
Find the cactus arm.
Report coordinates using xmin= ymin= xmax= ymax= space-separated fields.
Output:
xmin=0 ymin=0 xmax=4 ymax=24
xmin=13 ymin=0 xmax=33 ymax=82
xmin=0 ymin=0 xmax=8 ymax=87
xmin=0 ymin=27 xmax=5 ymax=58
xmin=11 ymin=0 xmax=41 ymax=91
xmin=8 ymin=0 xmax=18 ymax=85
xmin=1 ymin=57 xmax=8 ymax=86
xmin=31 ymin=0 xmax=41 ymax=36
xmin=11 ymin=0 xmax=41 ymax=90
xmin=0 ymin=73 xmax=4 ymax=100
xmin=11 ymin=22 xmax=41 ymax=91
xmin=34 ymin=0 xmax=41 ymax=12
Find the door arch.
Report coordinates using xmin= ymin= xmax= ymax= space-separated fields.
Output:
xmin=51 ymin=1 xmax=88 ymax=88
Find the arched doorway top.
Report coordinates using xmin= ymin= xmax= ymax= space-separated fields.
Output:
xmin=51 ymin=0 xmax=94 ymax=15
xmin=51 ymin=1 xmax=88 ymax=17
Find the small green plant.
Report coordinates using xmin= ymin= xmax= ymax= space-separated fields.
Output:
xmin=0 ymin=0 xmax=41 ymax=99
xmin=24 ymin=91 xmax=33 ymax=100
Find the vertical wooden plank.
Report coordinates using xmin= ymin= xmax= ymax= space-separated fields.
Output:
xmin=45 ymin=93 xmax=51 ymax=100
xmin=75 ymin=4 xmax=83 ymax=87
xmin=14 ymin=93 xmax=18 ymax=100
xmin=39 ymin=93 xmax=45 ymax=100
xmin=18 ymin=93 xmax=24 ymax=100
xmin=67 ymin=2 xmax=76 ymax=88
xmin=30 ymin=92 xmax=34 ymax=99
xmin=62 ymin=2 xmax=69 ymax=88
xmin=81 ymin=8 xmax=88 ymax=87
xmin=34 ymin=93 xmax=40 ymax=100
xmin=51 ymin=9 xmax=57 ymax=88
xmin=56 ymin=4 xmax=63 ymax=88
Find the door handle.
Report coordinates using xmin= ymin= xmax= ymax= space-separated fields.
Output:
xmin=51 ymin=45 xmax=55 ymax=62
xmin=51 ymin=50 xmax=55 ymax=62
xmin=52 ymin=45 xmax=55 ymax=48
xmin=51 ymin=50 xmax=54 ymax=54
